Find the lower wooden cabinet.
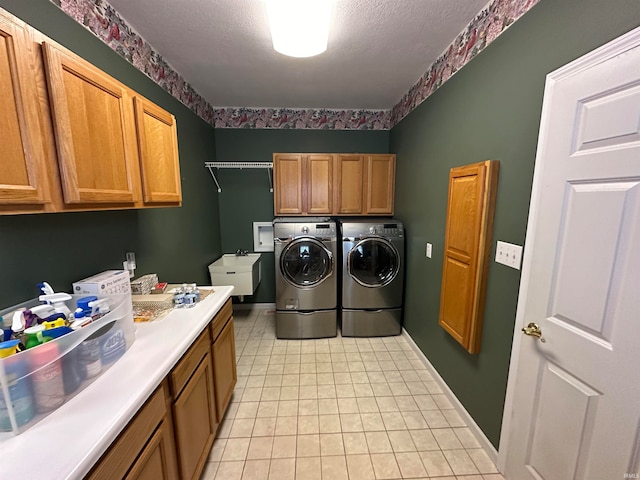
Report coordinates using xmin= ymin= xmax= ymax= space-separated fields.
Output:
xmin=126 ymin=422 xmax=178 ymax=480
xmin=211 ymin=299 xmax=237 ymax=419
xmin=87 ymin=382 xmax=178 ymax=480
xmin=172 ymin=349 xmax=218 ymax=480
xmin=88 ymin=301 xmax=237 ymax=480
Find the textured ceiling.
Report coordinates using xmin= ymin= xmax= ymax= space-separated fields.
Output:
xmin=106 ymin=0 xmax=490 ymax=110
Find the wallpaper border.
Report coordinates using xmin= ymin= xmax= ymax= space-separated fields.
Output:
xmin=50 ymin=0 xmax=539 ymax=130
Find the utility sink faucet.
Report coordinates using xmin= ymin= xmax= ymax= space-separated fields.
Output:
xmin=235 ymin=249 xmax=249 ymax=256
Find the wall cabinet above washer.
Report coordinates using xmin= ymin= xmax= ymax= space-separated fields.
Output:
xmin=273 ymin=153 xmax=333 ymax=215
xmin=0 ymin=8 xmax=182 ymax=215
xmin=273 ymin=153 xmax=395 ymax=216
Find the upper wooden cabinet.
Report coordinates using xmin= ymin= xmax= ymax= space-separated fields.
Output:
xmin=306 ymin=154 xmax=333 ymax=214
xmin=334 ymin=154 xmax=364 ymax=214
xmin=439 ymin=160 xmax=499 ymax=354
xmin=0 ymin=9 xmax=182 ymax=214
xmin=274 ymin=153 xmax=395 ymax=216
xmin=43 ymin=42 xmax=140 ymax=205
xmin=364 ymin=154 xmax=396 ymax=215
xmin=273 ymin=154 xmax=304 ymax=214
xmin=134 ymin=96 xmax=182 ymax=204
xmin=335 ymin=154 xmax=395 ymax=215
xmin=0 ymin=16 xmax=49 ymax=210
xmin=273 ymin=153 xmax=333 ymax=215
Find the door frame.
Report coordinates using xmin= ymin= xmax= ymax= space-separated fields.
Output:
xmin=497 ymin=25 xmax=640 ymax=472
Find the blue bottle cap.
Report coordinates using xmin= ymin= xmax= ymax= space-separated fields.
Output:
xmin=77 ymin=296 xmax=98 ymax=311
xmin=0 ymin=339 xmax=21 ymax=358
xmin=41 ymin=326 xmax=73 ymax=340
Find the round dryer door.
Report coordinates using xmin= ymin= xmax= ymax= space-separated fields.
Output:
xmin=280 ymin=238 xmax=334 ymax=287
xmin=348 ymin=237 xmax=399 ymax=287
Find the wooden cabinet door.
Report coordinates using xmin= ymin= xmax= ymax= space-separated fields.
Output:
xmin=133 ymin=96 xmax=181 ymax=204
xmin=365 ymin=154 xmax=395 ymax=214
xmin=0 ymin=16 xmax=48 ymax=206
xmin=439 ymin=160 xmax=499 ymax=353
xmin=87 ymin=384 xmax=177 ymax=480
xmin=274 ymin=154 xmax=303 ymax=214
xmin=306 ymin=154 xmax=333 ymax=214
xmin=335 ymin=154 xmax=364 ymax=214
xmin=212 ymin=317 xmax=237 ymax=419
xmin=173 ymin=353 xmax=217 ymax=480
xmin=42 ymin=42 xmax=140 ymax=204
xmin=126 ymin=422 xmax=179 ymax=480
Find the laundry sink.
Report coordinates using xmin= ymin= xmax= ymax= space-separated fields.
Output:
xmin=208 ymin=254 xmax=261 ymax=300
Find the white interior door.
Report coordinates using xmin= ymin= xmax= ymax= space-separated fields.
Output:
xmin=500 ymin=27 xmax=640 ymax=480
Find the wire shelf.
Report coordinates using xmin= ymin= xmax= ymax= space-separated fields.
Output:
xmin=204 ymin=161 xmax=273 ymax=192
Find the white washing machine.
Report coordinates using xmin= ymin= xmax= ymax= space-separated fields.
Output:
xmin=341 ymin=219 xmax=404 ymax=336
xmin=274 ymin=218 xmax=338 ymax=339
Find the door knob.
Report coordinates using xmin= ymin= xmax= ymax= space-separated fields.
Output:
xmin=522 ymin=322 xmax=546 ymax=343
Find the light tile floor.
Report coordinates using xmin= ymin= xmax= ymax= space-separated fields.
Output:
xmin=200 ymin=308 xmax=504 ymax=480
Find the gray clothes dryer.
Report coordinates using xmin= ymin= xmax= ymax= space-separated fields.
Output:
xmin=274 ymin=218 xmax=338 ymax=339
xmin=341 ymin=219 xmax=405 ymax=336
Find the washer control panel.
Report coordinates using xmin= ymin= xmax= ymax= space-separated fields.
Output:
xmin=274 ymin=221 xmax=336 ymax=239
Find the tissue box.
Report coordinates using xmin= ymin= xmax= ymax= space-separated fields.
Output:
xmin=72 ymin=270 xmax=131 ymax=296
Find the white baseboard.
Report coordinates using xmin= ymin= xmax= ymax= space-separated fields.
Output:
xmin=402 ymin=328 xmax=500 ymax=467
xmin=232 ymin=302 xmax=275 ymax=310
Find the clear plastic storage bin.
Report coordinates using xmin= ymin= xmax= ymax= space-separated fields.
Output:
xmin=0 ymin=294 xmax=135 ymax=440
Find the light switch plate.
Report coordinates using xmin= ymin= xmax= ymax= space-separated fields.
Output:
xmin=495 ymin=241 xmax=523 ymax=270
xmin=426 ymin=243 xmax=432 ymax=258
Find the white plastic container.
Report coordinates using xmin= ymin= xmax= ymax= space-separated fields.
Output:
xmin=0 ymin=294 xmax=135 ymax=441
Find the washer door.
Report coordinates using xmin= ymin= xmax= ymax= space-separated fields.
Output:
xmin=280 ymin=237 xmax=334 ymax=287
xmin=348 ymin=237 xmax=399 ymax=287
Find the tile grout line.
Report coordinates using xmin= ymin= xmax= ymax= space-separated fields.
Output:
xmin=206 ymin=310 xmax=502 ymax=479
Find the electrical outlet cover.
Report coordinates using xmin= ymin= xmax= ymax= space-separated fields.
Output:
xmin=495 ymin=241 xmax=523 ymax=270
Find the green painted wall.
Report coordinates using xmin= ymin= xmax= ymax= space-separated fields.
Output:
xmin=0 ymin=0 xmax=221 ymax=306
xmin=214 ymin=129 xmax=390 ymax=304
xmin=3 ymin=0 xmax=638 ymax=451
xmin=390 ymin=0 xmax=640 ymax=447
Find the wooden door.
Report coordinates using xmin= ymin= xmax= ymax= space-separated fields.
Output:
xmin=438 ymin=160 xmax=499 ymax=353
xmin=133 ymin=96 xmax=181 ymax=204
xmin=126 ymin=422 xmax=179 ymax=480
xmin=335 ymin=154 xmax=364 ymax=214
xmin=212 ymin=317 xmax=237 ymax=419
xmin=364 ymin=154 xmax=395 ymax=214
xmin=306 ymin=154 xmax=333 ymax=214
xmin=274 ymin=153 xmax=303 ymax=214
xmin=0 ymin=16 xmax=48 ymax=207
xmin=173 ymin=354 xmax=217 ymax=480
xmin=502 ymin=29 xmax=640 ymax=479
xmin=42 ymin=42 xmax=140 ymax=204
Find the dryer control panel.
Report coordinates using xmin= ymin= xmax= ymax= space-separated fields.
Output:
xmin=342 ymin=220 xmax=404 ymax=238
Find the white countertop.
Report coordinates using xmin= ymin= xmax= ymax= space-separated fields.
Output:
xmin=1 ymin=286 xmax=234 ymax=480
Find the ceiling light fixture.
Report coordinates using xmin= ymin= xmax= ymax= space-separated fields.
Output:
xmin=266 ymin=0 xmax=333 ymax=58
